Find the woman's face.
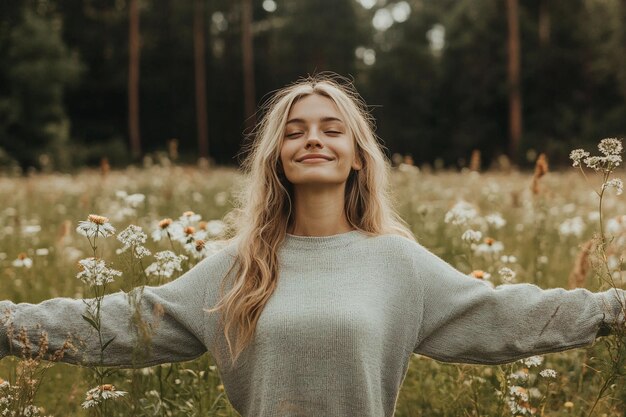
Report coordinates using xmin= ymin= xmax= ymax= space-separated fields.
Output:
xmin=280 ymin=94 xmax=361 ymax=188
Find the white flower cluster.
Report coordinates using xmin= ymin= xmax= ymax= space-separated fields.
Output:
xmin=81 ymin=385 xmax=127 ymax=409
xmin=444 ymin=201 xmax=477 ymax=226
xmin=602 ymin=178 xmax=623 ymax=196
xmin=1 ymin=379 xmax=53 ymax=417
xmin=520 ymin=355 xmax=544 ymax=367
xmin=558 ymin=216 xmax=585 ymax=238
xmin=570 ymin=138 xmax=623 ymax=171
xmin=76 ymin=257 xmax=122 ymax=286
xmin=116 ymin=224 xmax=151 ymax=258
xmin=12 ymin=253 xmax=33 ymax=268
xmin=473 ymin=238 xmax=504 ymax=255
xmin=111 ymin=191 xmax=146 ymax=221
xmin=461 ymin=229 xmax=482 ymax=243
xmin=485 ymin=213 xmax=506 ymax=229
xmin=598 ymin=137 xmax=623 ymax=156
xmin=507 ymin=385 xmax=533 ymax=415
xmin=498 ymin=267 xmax=517 ymax=284
xmin=539 ymin=368 xmax=557 ymax=378
xmin=116 ymin=190 xmax=146 ymax=208
xmin=145 ymin=250 xmax=188 ymax=279
xmin=569 ymin=149 xmax=590 ymax=167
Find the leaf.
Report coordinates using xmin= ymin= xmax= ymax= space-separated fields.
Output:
xmin=102 ymin=336 xmax=116 ymax=351
xmin=81 ymin=314 xmax=99 ymax=330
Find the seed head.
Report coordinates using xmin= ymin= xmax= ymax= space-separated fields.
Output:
xmin=88 ymin=214 xmax=109 ymax=225
xmin=195 ymin=239 xmax=206 ymax=251
xmin=159 ymin=218 xmax=173 ymax=229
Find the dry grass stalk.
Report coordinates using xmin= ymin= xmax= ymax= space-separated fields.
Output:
xmin=568 ymin=239 xmax=595 ymax=289
xmin=469 ymin=149 xmax=481 ymax=172
xmin=532 ymin=153 xmax=549 ymax=195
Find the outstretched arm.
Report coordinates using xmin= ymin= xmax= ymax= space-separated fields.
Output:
xmin=410 ymin=242 xmax=624 ymax=365
xmin=0 ymin=247 xmax=236 ymax=368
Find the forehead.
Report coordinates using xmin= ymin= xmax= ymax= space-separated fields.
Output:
xmin=287 ymin=94 xmax=343 ymax=121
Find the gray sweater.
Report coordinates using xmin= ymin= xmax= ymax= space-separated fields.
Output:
xmin=0 ymin=230 xmax=623 ymax=416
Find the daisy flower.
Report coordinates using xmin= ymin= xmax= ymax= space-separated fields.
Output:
xmin=76 ymin=214 xmax=116 ymax=238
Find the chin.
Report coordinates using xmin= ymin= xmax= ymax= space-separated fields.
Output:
xmin=288 ymin=176 xmax=348 ymax=186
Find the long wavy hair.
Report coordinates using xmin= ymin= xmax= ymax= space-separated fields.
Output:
xmin=207 ymin=73 xmax=416 ymax=367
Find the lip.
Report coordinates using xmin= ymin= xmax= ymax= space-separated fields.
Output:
xmin=296 ymin=154 xmax=334 ymax=162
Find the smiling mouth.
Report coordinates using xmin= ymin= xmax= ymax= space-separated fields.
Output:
xmin=299 ymin=158 xmax=333 ymax=163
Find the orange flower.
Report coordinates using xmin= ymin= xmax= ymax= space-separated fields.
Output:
xmin=471 ymin=270 xmax=485 ymax=279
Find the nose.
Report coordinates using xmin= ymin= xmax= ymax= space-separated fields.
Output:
xmin=305 ymin=129 xmax=323 ymax=149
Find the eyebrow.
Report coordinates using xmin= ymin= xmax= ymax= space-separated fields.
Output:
xmin=285 ymin=117 xmax=344 ymax=125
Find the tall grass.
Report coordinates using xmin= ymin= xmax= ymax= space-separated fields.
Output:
xmin=0 ymin=142 xmax=625 ymax=416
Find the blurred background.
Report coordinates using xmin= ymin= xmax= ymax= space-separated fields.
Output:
xmin=0 ymin=0 xmax=624 ymax=173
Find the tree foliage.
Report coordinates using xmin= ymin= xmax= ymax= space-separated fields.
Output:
xmin=0 ymin=0 xmax=624 ymax=171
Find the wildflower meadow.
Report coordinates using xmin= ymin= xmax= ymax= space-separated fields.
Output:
xmin=1 ymin=139 xmax=626 ymax=416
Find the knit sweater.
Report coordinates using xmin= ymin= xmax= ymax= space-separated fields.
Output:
xmin=0 ymin=230 xmax=623 ymax=416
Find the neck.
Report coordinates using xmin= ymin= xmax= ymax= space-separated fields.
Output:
xmin=287 ymin=185 xmax=353 ymax=237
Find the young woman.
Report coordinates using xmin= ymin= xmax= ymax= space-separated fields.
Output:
xmin=0 ymin=73 xmax=623 ymax=417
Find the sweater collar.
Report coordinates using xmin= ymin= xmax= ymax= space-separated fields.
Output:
xmin=282 ymin=229 xmax=368 ymax=251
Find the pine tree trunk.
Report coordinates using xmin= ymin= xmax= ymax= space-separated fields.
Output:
xmin=194 ymin=0 xmax=209 ymax=159
xmin=538 ymin=0 xmax=550 ymax=47
xmin=128 ymin=0 xmax=141 ymax=158
xmin=506 ymin=0 xmax=522 ymax=161
xmin=241 ymin=0 xmax=256 ymax=131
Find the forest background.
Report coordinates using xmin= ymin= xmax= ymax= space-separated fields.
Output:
xmin=0 ymin=0 xmax=625 ymax=173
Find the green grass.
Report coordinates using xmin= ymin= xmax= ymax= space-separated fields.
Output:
xmin=1 ymin=162 xmax=625 ymax=416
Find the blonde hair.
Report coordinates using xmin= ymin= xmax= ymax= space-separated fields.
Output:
xmin=207 ymin=72 xmax=416 ymax=367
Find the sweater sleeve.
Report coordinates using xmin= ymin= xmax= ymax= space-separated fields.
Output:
xmin=410 ymin=242 xmax=624 ymax=365
xmin=0 ymin=249 xmax=233 ymax=368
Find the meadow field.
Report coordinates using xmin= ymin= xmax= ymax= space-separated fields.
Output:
xmin=1 ymin=144 xmax=626 ymax=416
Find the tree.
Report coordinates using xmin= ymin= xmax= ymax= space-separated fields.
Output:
xmin=194 ymin=0 xmax=209 ymax=159
xmin=506 ymin=0 xmax=522 ymax=161
xmin=241 ymin=0 xmax=256 ymax=132
xmin=0 ymin=9 xmax=83 ymax=171
xmin=128 ymin=0 xmax=141 ymax=158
